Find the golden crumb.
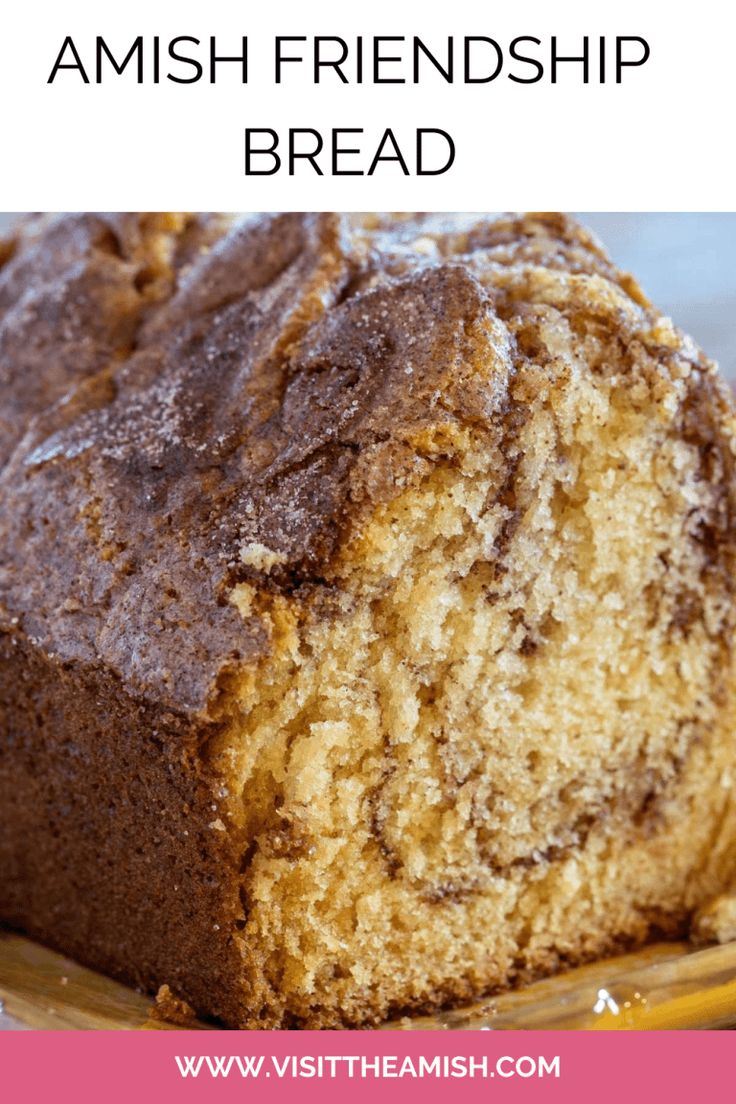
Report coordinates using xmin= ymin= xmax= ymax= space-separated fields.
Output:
xmin=150 ymin=984 xmax=198 ymax=1027
xmin=692 ymin=894 xmax=736 ymax=945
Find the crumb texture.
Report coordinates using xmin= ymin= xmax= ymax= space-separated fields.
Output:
xmin=692 ymin=894 xmax=736 ymax=945
xmin=1 ymin=212 xmax=735 ymax=1028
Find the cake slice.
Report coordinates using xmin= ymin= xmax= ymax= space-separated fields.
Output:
xmin=1 ymin=212 xmax=735 ymax=1028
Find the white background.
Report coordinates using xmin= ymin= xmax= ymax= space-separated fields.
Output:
xmin=1 ymin=0 xmax=735 ymax=210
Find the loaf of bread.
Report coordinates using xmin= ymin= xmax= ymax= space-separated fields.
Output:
xmin=1 ymin=212 xmax=735 ymax=1028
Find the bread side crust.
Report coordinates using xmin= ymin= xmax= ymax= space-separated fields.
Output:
xmin=0 ymin=634 xmax=254 ymax=1027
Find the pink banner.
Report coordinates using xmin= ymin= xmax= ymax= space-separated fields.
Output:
xmin=0 ymin=1029 xmax=730 ymax=1103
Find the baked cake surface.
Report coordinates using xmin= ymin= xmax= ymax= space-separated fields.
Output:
xmin=1 ymin=212 xmax=735 ymax=1027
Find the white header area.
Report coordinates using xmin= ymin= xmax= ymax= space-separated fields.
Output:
xmin=2 ymin=0 xmax=734 ymax=211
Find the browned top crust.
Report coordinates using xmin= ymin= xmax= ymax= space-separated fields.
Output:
xmin=0 ymin=212 xmax=726 ymax=714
